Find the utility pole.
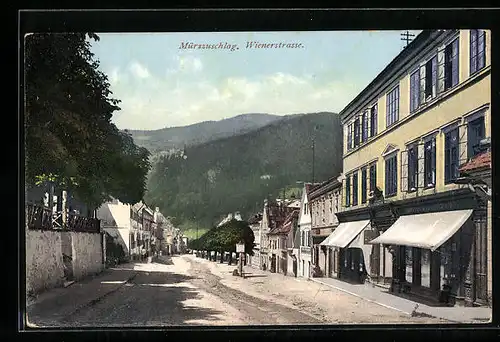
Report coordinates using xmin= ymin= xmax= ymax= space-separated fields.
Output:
xmin=401 ymin=30 xmax=416 ymax=48
xmin=312 ymin=137 xmax=315 ymax=184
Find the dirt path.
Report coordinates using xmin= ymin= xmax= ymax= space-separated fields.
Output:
xmin=183 ymin=256 xmax=323 ymax=324
xmin=183 ymin=255 xmax=450 ymax=324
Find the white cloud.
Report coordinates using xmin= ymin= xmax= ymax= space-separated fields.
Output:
xmin=129 ymin=61 xmax=150 ymax=79
xmin=109 ymin=67 xmax=120 ymax=86
xmin=167 ymin=55 xmax=204 ymax=75
xmin=109 ymin=71 xmax=362 ymax=130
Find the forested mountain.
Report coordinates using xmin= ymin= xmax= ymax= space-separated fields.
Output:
xmin=145 ymin=112 xmax=343 ymax=231
xmin=127 ymin=113 xmax=283 ymax=154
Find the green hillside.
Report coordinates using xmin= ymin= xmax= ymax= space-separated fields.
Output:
xmin=145 ymin=112 xmax=343 ymax=230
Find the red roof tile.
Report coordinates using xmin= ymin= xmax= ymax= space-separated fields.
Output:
xmin=459 ymin=151 xmax=491 ymax=172
xmin=269 ymin=210 xmax=299 ymax=235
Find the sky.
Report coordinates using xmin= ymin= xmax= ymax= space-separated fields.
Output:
xmin=90 ymin=30 xmax=422 ymax=131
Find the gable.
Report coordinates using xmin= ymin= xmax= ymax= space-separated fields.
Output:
xmin=382 ymin=143 xmax=399 ymax=157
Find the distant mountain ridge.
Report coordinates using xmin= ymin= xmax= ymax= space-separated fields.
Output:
xmin=145 ymin=112 xmax=343 ymax=231
xmin=127 ymin=113 xmax=286 ymax=154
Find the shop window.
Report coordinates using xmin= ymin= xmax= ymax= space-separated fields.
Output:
xmin=405 ymin=247 xmax=413 ymax=283
xmin=421 ymin=249 xmax=431 ymax=288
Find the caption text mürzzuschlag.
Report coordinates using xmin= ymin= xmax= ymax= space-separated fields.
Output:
xmin=179 ymin=41 xmax=304 ymax=51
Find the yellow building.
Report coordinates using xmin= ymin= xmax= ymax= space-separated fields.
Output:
xmin=336 ymin=30 xmax=491 ymax=306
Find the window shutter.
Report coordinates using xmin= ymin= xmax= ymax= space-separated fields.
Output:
xmin=401 ymin=150 xmax=408 ymax=193
xmin=478 ymin=30 xmax=486 ymax=70
xmin=459 ymin=124 xmax=468 ymax=165
xmin=419 ymin=64 xmax=426 ymax=105
xmin=367 ymin=110 xmax=372 ymax=138
xmin=417 ymin=142 xmax=425 ymax=189
xmin=437 ymin=49 xmax=445 ymax=94
xmin=452 ymin=39 xmax=459 ymax=87
xmin=470 ymin=29 xmax=477 ymax=74
xmin=341 ymin=178 xmax=346 ymax=208
xmin=431 ymin=56 xmax=438 ymax=97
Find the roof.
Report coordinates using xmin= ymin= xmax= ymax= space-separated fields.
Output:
xmin=265 ymin=201 xmax=294 ymax=230
xmin=459 ymin=151 xmax=491 ymax=173
xmin=339 ymin=30 xmax=439 ymax=121
xmin=287 ymin=199 xmax=301 ymax=209
xmin=304 ymin=182 xmax=322 ymax=201
xmin=309 ymin=177 xmax=342 ymax=201
xmin=247 ymin=213 xmax=263 ymax=225
xmin=269 ymin=210 xmax=299 ymax=235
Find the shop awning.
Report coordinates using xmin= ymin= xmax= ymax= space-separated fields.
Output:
xmin=369 ymin=209 xmax=473 ymax=251
xmin=319 ymin=220 xmax=371 ymax=248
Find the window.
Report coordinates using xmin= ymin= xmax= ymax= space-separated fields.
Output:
xmin=421 ymin=249 xmax=431 ymax=288
xmin=410 ymin=70 xmax=420 ymax=113
xmin=345 ymin=175 xmax=351 ymax=207
xmin=444 ymin=38 xmax=459 ymax=90
xmin=407 ymin=145 xmax=418 ymax=191
xmin=444 ymin=128 xmax=459 ymax=184
xmin=361 ymin=167 xmax=368 ymax=203
xmin=347 ymin=123 xmax=353 ymax=150
xmin=354 ymin=117 xmax=360 ymax=147
xmin=424 ymin=138 xmax=436 ymax=187
xmin=470 ymin=30 xmax=486 ymax=75
xmin=303 ymin=203 xmax=307 ymax=215
xmin=424 ymin=56 xmax=438 ymax=100
xmin=370 ymin=104 xmax=378 ymax=137
xmin=405 ymin=247 xmax=413 ymax=283
xmin=467 ymin=116 xmax=485 ymax=158
xmin=352 ymin=171 xmax=359 ymax=206
xmin=386 ymin=86 xmax=399 ymax=127
xmin=369 ymin=164 xmax=377 ymax=193
xmin=362 ymin=111 xmax=368 ymax=142
xmin=385 ymin=154 xmax=397 ymax=197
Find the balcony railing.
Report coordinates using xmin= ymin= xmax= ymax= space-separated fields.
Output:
xmin=26 ymin=204 xmax=100 ymax=234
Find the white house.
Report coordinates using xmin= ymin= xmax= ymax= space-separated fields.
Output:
xmin=298 ymin=183 xmax=314 ymax=279
xmin=247 ymin=213 xmax=262 ymax=268
xmin=97 ymin=199 xmax=155 ymax=261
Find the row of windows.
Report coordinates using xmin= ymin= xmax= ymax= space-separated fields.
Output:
xmin=345 ymin=163 xmax=377 ymax=207
xmin=310 ymin=193 xmax=340 ymax=214
xmin=346 ymin=30 xmax=487 ymax=153
xmin=347 ymin=104 xmax=378 ymax=151
xmin=344 ymin=115 xmax=485 ymax=206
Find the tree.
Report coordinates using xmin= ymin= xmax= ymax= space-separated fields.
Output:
xmin=189 ymin=219 xmax=255 ymax=260
xmin=25 ymin=33 xmax=151 ymax=208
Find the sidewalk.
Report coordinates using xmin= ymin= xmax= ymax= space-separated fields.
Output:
xmin=311 ymin=277 xmax=492 ymax=323
xmin=26 ymin=263 xmax=139 ymax=327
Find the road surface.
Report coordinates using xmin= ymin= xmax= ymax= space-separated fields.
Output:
xmin=26 ymin=254 xmax=448 ymax=327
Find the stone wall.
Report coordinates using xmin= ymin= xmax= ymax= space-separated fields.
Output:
xmin=26 ymin=230 xmax=64 ymax=295
xmin=26 ymin=229 xmax=104 ymax=295
xmin=70 ymin=232 xmax=104 ymax=280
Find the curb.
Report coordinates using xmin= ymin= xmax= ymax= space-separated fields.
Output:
xmin=61 ymin=271 xmax=138 ymax=321
xmin=311 ymin=278 xmax=463 ymax=323
xmin=310 ymin=278 xmax=412 ymax=316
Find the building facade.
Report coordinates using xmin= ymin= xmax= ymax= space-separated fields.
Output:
xmin=309 ymin=177 xmax=342 ymax=278
xmin=298 ymin=184 xmax=314 ymax=279
xmin=338 ymin=29 xmax=491 ymax=305
xmin=247 ymin=213 xmax=262 ymax=268
xmin=458 ymin=141 xmax=492 ymax=305
xmin=267 ymin=210 xmax=299 ymax=275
